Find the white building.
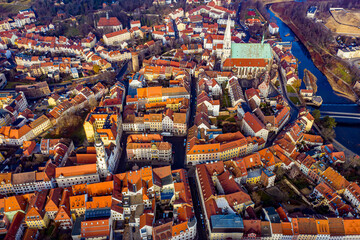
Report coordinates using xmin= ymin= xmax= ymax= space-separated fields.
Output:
xmin=337 ymin=47 xmax=360 ymax=59
xmin=343 ymin=182 xmax=360 ymax=212
xmin=55 ymin=164 xmax=100 ymax=188
xmin=95 ymin=136 xmax=110 ymax=179
xmin=162 ymin=110 xmax=174 ymax=133
xmin=103 ymin=29 xmax=131 ymax=46
xmin=307 ymin=6 xmax=317 ymax=18
xmin=268 ymin=22 xmax=279 ymax=35
xmin=127 ymin=142 xmax=172 ymax=162
xmin=241 ymin=112 xmax=269 ymax=142
xmin=130 ymin=20 xmax=141 ymax=29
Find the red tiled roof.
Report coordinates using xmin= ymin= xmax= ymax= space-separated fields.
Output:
xmin=98 ymin=17 xmax=121 ymax=27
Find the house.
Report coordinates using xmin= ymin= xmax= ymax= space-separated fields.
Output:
xmin=320 ymin=167 xmax=349 ymax=194
xmin=71 ymin=68 xmax=79 ymax=78
xmin=227 ymin=77 xmax=245 ymax=107
xmin=126 ymin=134 xmax=172 ymax=162
xmin=55 ymin=164 xmax=100 ymax=188
xmin=130 ymin=20 xmax=141 ymax=29
xmin=260 ymin=169 xmax=276 ymax=188
xmin=268 ymin=22 xmax=279 ymax=35
xmin=97 ymin=14 xmax=123 ymax=32
xmin=29 ymin=115 xmax=53 ymax=138
xmin=241 ymin=112 xmax=269 ymax=142
xmin=307 ymin=6 xmax=317 ymax=18
xmin=81 ymin=218 xmax=112 ymax=239
xmin=4 ymin=212 xmax=25 ymax=240
xmin=343 ymin=182 xmax=360 ymax=212
xmin=103 ymin=29 xmax=131 ymax=46
xmin=25 ymin=190 xmax=50 ymax=229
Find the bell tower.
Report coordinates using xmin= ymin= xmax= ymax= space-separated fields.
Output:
xmin=95 ymin=131 xmax=109 ymax=179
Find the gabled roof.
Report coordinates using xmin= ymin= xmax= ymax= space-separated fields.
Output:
xmin=45 ymin=188 xmax=63 ymax=212
xmin=243 ymin=112 xmax=265 ymax=133
xmin=98 ymin=17 xmax=121 ymax=27
xmin=140 ymin=213 xmax=154 ymax=229
xmin=4 ymin=212 xmax=25 ymax=240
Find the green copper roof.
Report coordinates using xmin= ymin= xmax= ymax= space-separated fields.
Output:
xmin=231 ymin=43 xmax=273 ymax=59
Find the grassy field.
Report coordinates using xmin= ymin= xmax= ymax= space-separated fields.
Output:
xmin=221 ymin=89 xmax=231 ymax=108
xmin=332 ymin=63 xmax=353 ymax=84
xmin=0 ymin=0 xmax=32 ymax=16
xmin=4 ymin=81 xmax=31 ymax=89
xmin=289 ymin=96 xmax=300 ymax=105
xmin=286 ymin=85 xmax=296 ymax=93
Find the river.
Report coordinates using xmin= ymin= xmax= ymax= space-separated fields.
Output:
xmin=267 ymin=7 xmax=360 ymax=155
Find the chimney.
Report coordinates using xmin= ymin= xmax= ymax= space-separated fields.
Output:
xmin=106 ymin=12 xmax=109 ymax=20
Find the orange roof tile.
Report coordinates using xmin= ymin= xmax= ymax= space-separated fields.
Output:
xmin=55 ymin=164 xmax=97 ymax=178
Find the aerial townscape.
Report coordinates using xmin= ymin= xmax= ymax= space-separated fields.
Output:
xmin=1 ymin=0 xmax=360 ymax=239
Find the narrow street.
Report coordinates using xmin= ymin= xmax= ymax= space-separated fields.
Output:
xmin=278 ymin=68 xmax=299 ymax=122
xmin=189 ymin=175 xmax=207 ymax=240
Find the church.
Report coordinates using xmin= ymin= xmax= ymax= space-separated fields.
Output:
xmin=221 ymin=17 xmax=273 ymax=79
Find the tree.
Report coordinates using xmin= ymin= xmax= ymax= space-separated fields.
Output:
xmin=312 ymin=109 xmax=321 ymax=122
xmin=321 ymin=127 xmax=336 ymax=141
xmin=250 ymin=192 xmax=261 ymax=206
xmin=322 ymin=116 xmax=337 ymax=129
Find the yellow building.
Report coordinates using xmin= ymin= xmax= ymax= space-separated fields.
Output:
xmin=144 ymin=114 xmax=163 ymax=132
xmin=0 ymin=153 xmax=5 ymax=163
xmin=0 ymin=172 xmax=12 ymax=195
xmin=83 ymin=110 xmax=118 ymax=145
xmin=47 ymin=94 xmax=61 ymax=107
xmin=186 ymin=143 xmax=221 ymax=165
xmin=29 ymin=115 xmax=53 ymax=137
xmin=246 ymin=169 xmax=262 ymax=184
xmin=25 ymin=191 xmax=50 ymax=229
xmin=166 ymin=98 xmax=184 ymax=111
xmin=219 ymin=139 xmax=247 ymax=161
xmin=83 ymin=121 xmax=95 ymax=142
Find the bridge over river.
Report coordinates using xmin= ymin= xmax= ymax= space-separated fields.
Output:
xmin=320 ymin=111 xmax=360 ymax=120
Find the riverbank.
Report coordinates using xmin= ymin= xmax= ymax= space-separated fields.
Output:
xmin=269 ymin=5 xmax=358 ymax=103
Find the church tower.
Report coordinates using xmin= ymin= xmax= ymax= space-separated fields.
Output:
xmin=222 ymin=16 xmax=232 ymax=63
xmin=95 ymin=131 xmax=109 ymax=179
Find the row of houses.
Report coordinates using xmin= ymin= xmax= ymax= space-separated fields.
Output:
xmin=0 ymin=166 xmax=196 ymax=240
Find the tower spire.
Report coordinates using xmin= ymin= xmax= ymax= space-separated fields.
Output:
xmin=222 ymin=16 xmax=232 ymax=64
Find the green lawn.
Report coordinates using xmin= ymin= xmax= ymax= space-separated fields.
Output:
xmin=65 ymin=26 xmax=82 ymax=38
xmin=221 ymin=89 xmax=231 ymax=108
xmin=286 ymin=85 xmax=296 ymax=93
xmin=4 ymin=81 xmax=30 ymax=89
xmin=227 ymin=116 xmax=236 ymax=122
xmin=289 ymin=96 xmax=301 ymax=105
xmin=217 ymin=115 xmax=229 ymax=121
xmin=0 ymin=0 xmax=31 ymax=15
xmin=334 ymin=64 xmax=353 ymax=84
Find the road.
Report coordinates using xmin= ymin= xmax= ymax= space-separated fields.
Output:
xmin=172 ymin=19 xmax=179 ymax=40
xmin=278 ymin=68 xmax=299 ymax=122
xmin=188 ymin=173 xmax=207 ymax=240
xmin=236 ymin=2 xmax=250 ymax=42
